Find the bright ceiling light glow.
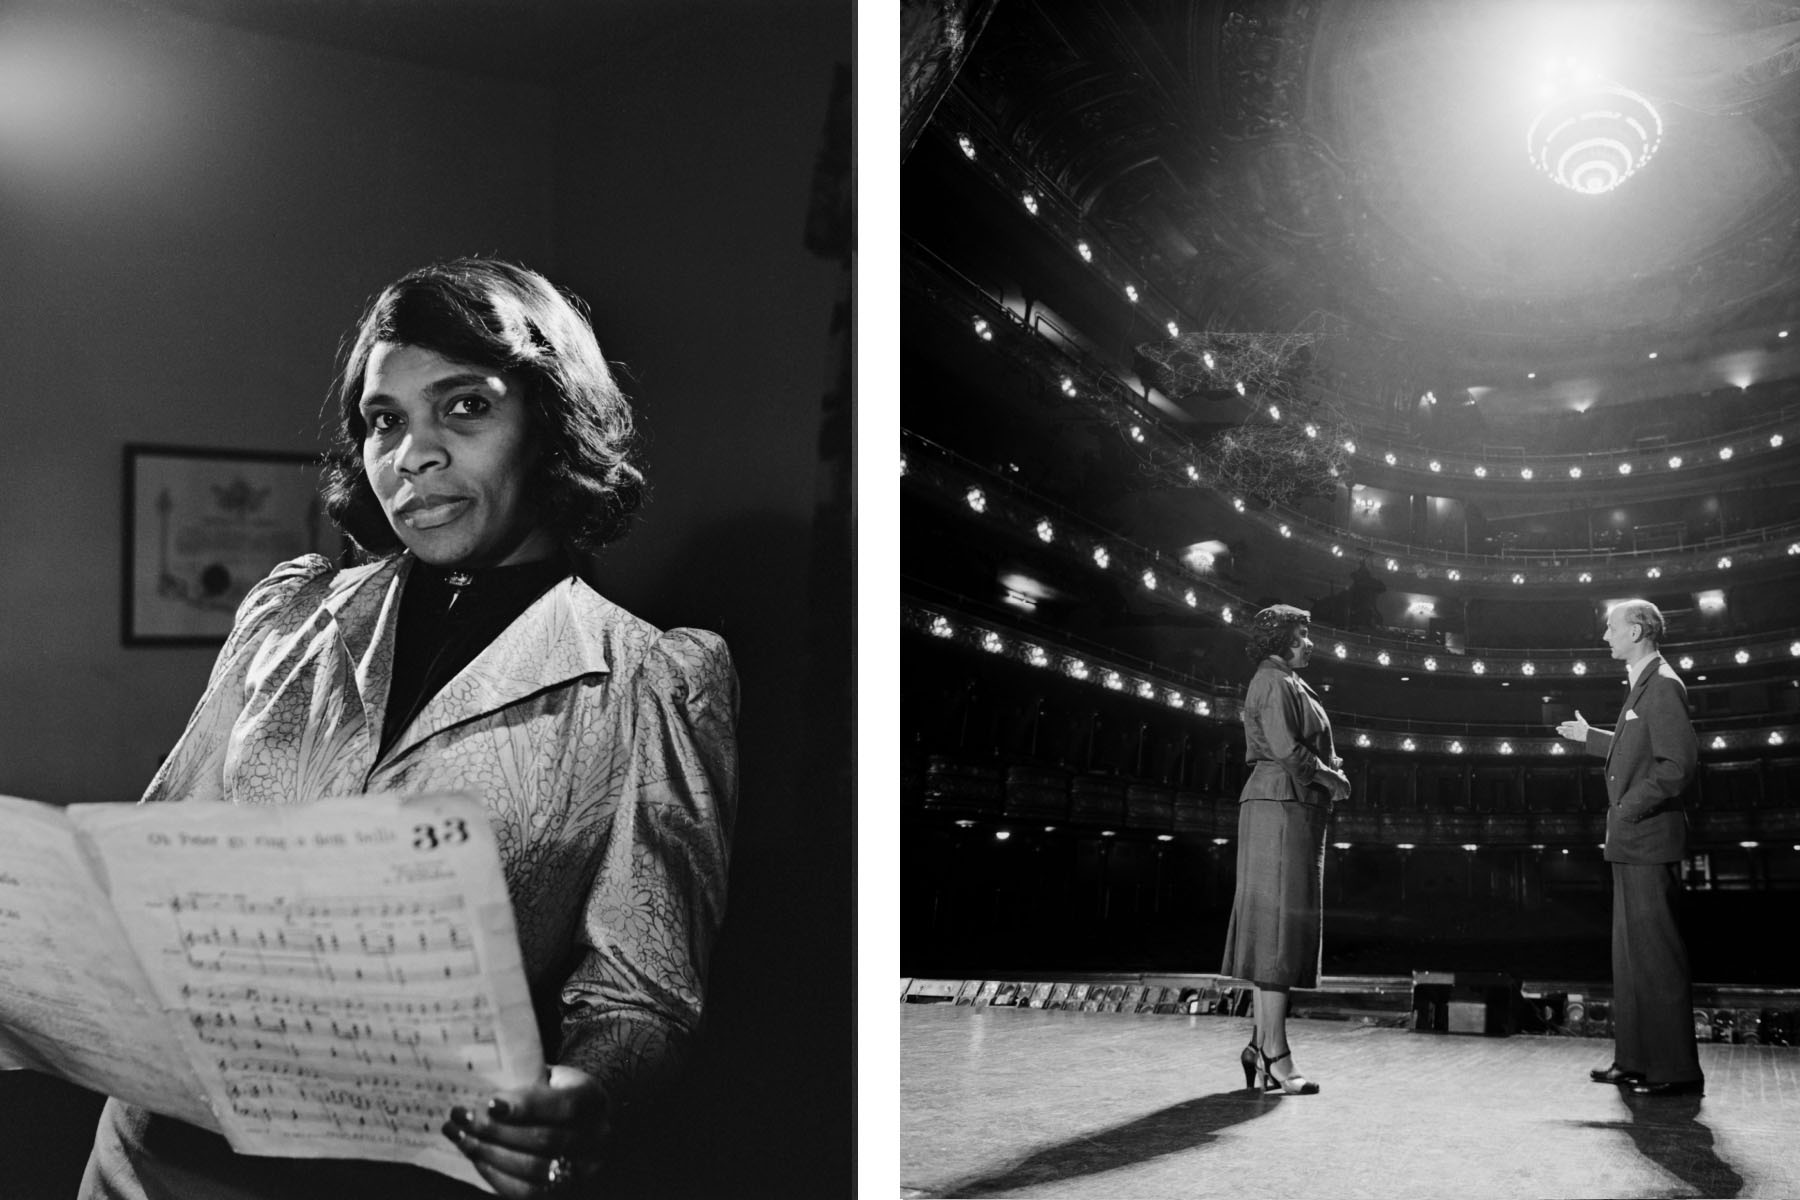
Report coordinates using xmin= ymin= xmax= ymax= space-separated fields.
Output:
xmin=1527 ymin=84 xmax=1664 ymax=196
xmin=1182 ymin=541 xmax=1223 ymax=571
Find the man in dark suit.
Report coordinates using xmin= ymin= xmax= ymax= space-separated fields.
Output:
xmin=1557 ymin=599 xmax=1702 ymax=1096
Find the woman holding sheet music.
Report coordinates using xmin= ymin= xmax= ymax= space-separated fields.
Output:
xmin=1219 ymin=604 xmax=1349 ymax=1097
xmin=81 ymin=259 xmax=738 ymax=1199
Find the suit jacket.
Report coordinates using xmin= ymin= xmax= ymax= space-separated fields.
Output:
xmin=1583 ymin=653 xmax=1697 ymax=864
xmin=144 ymin=553 xmax=739 ymax=1102
xmin=1239 ymin=657 xmax=1338 ymax=805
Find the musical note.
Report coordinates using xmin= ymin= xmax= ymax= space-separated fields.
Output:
xmin=43 ymin=791 xmax=542 ymax=1188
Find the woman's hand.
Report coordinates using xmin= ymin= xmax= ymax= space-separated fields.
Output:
xmin=444 ymin=1065 xmax=610 ymax=1196
xmin=1320 ymin=767 xmax=1351 ymax=801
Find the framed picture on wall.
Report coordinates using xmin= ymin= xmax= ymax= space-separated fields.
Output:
xmin=123 ymin=444 xmax=344 ymax=645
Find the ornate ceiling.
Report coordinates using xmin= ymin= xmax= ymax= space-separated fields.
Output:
xmin=952 ymin=0 xmax=1800 ymax=415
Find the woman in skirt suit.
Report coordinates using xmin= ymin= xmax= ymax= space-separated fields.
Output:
xmin=1221 ymin=605 xmax=1349 ymax=1095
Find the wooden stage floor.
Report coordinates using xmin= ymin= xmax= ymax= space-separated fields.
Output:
xmin=900 ymin=1004 xmax=1799 ymax=1198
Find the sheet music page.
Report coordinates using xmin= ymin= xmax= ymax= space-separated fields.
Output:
xmin=68 ymin=792 xmax=543 ymax=1191
xmin=0 ymin=795 xmax=217 ymax=1127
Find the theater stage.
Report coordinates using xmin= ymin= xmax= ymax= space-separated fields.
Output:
xmin=900 ymin=1003 xmax=1799 ymax=1199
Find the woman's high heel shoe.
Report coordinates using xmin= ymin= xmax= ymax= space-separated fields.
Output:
xmin=1256 ymin=1046 xmax=1320 ymax=1095
xmin=1240 ymin=1041 xmax=1260 ymax=1090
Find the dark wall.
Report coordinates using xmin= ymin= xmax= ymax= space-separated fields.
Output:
xmin=0 ymin=0 xmax=556 ymax=806
xmin=551 ymin=6 xmax=854 ymax=1196
xmin=0 ymin=2 xmax=853 ymax=1197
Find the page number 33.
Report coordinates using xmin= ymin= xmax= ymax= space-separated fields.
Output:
xmin=412 ymin=818 xmax=471 ymax=850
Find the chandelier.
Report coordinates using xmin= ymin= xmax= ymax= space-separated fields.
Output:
xmin=1526 ymin=83 xmax=1663 ymax=196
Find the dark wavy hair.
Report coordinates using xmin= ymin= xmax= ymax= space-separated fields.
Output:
xmin=320 ymin=258 xmax=644 ymax=557
xmin=1245 ymin=604 xmax=1311 ymax=664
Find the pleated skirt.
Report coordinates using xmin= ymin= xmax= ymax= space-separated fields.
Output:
xmin=1219 ymin=798 xmax=1328 ymax=988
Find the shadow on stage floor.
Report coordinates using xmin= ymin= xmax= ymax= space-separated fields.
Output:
xmin=1565 ymin=1091 xmax=1745 ymax=1199
xmin=901 ymin=1005 xmax=1797 ymax=1199
xmin=916 ymin=1090 xmax=1290 ymax=1198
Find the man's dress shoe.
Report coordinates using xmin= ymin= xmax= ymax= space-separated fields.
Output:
xmin=1589 ymin=1065 xmax=1646 ymax=1084
xmin=1630 ymin=1079 xmax=1705 ymax=1097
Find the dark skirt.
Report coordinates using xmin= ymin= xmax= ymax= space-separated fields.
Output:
xmin=1219 ymin=797 xmax=1328 ymax=988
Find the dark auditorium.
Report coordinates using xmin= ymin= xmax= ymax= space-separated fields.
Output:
xmin=899 ymin=3 xmax=1800 ymax=1196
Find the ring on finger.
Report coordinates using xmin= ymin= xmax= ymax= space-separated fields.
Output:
xmin=545 ymin=1154 xmax=577 ymax=1190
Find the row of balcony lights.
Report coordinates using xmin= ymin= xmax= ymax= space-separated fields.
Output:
xmin=957 ymin=318 xmax=1800 ymax=557
xmin=954 ymin=822 xmax=1187 ymax=843
xmin=1356 ymin=435 xmax=1788 ymax=479
xmin=954 ymin=131 xmax=1799 ymax=478
xmin=972 ymin=300 xmax=1792 ymax=482
xmin=925 ymin=611 xmax=1216 ymax=716
xmin=1322 ymin=533 xmax=1800 ymax=581
xmin=952 ymin=824 xmax=1800 ymax=853
xmin=928 ymin=422 xmax=1800 ymax=600
xmin=943 ymin=820 xmax=1800 ymax=859
xmin=954 ymin=133 xmax=1197 ymax=342
xmin=919 ymin=612 xmax=1794 ymax=752
xmin=917 ymin=464 xmax=1800 ymax=674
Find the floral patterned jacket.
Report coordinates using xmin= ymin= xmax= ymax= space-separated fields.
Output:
xmin=143 ymin=552 xmax=738 ymax=1104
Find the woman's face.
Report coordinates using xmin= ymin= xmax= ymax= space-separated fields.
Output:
xmin=359 ymin=342 xmax=558 ymax=568
xmin=1287 ymin=625 xmax=1314 ymax=668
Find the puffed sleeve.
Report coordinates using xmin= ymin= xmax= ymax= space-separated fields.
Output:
xmin=556 ymin=628 xmax=739 ymax=1110
xmin=140 ymin=555 xmax=335 ymax=805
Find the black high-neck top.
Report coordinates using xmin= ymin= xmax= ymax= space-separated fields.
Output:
xmin=380 ymin=554 xmax=572 ymax=761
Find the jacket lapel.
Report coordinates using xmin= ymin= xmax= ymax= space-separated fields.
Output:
xmin=375 ymin=575 xmax=617 ymax=768
xmin=1289 ymin=670 xmax=1335 ymax=762
xmin=1606 ymin=654 xmax=1662 ymax=769
xmin=319 ymin=556 xmax=408 ymax=754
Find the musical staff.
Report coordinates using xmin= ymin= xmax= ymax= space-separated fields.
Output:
xmin=43 ymin=790 xmax=543 ymax=1188
xmin=160 ymin=886 xmax=508 ymax=1144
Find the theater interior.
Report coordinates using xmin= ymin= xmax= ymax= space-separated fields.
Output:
xmin=900 ymin=4 xmax=1800 ymax=1194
